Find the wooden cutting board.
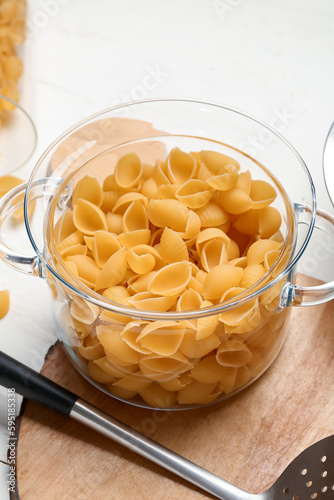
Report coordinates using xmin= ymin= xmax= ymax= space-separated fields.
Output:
xmin=13 ymin=275 xmax=334 ymax=500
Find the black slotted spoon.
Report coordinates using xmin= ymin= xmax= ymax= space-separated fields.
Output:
xmin=0 ymin=351 xmax=333 ymax=500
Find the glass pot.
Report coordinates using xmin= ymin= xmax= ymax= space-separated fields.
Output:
xmin=0 ymin=99 xmax=333 ymax=410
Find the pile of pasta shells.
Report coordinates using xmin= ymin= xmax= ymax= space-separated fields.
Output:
xmin=55 ymin=148 xmax=289 ymax=408
xmin=0 ymin=0 xmax=26 ymax=122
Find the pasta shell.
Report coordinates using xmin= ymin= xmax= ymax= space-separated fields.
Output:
xmin=159 ymin=227 xmax=189 ymax=264
xmin=123 ymin=199 xmax=149 ymax=232
xmin=226 ymin=239 xmax=240 ymax=260
xmin=97 ymin=324 xmax=140 ymax=365
xmin=93 ymin=357 xmax=137 ymax=378
xmin=103 ymin=285 xmax=131 ymax=301
xmin=234 ymin=210 xmax=259 ymax=235
xmin=113 ymin=372 xmax=152 ymax=392
xmin=95 ymin=247 xmax=127 ymax=290
xmin=177 ymin=380 xmax=217 ymax=405
xmin=73 ymin=175 xmax=102 ymax=206
xmin=0 ymin=175 xmax=24 ymax=198
xmin=92 ymin=231 xmax=121 ymax=267
xmin=197 ymin=162 xmax=212 ymax=182
xmin=206 ymin=164 xmax=239 ymax=191
xmin=141 ymin=163 xmax=155 ymax=181
xmin=115 ymin=152 xmax=142 ymax=188
xmin=73 ymin=199 xmax=107 ymax=235
xmin=84 ymin=236 xmax=94 ymax=251
xmin=88 ymin=360 xmax=115 ymax=384
xmin=127 ymin=271 xmax=157 ymax=294
xmin=139 ymin=352 xmax=193 ymax=382
xmin=120 ymin=322 xmax=152 ymax=354
xmin=106 ymin=212 xmax=123 ymax=234
xmin=140 ymin=177 xmax=159 ymax=200
xmin=264 ymin=249 xmax=281 ymax=272
xmin=258 ymin=206 xmax=282 ymax=238
xmin=128 ymin=291 xmax=177 ymax=312
xmin=158 ymin=184 xmax=179 ymax=200
xmin=218 ymin=189 xmax=252 ymax=214
xmin=216 ymin=367 xmax=238 ymax=394
xmin=126 ymin=247 xmax=156 ymax=274
xmin=112 ymin=192 xmax=148 ymax=214
xmin=103 ymin=173 xmax=127 ymax=192
xmin=247 ymin=239 xmax=282 ymax=265
xmin=147 ymin=199 xmax=189 ymax=231
xmin=216 ymin=339 xmax=252 ymax=367
xmin=67 ymin=255 xmax=100 ymax=284
xmin=176 ymin=210 xmax=201 ymax=240
xmin=240 ymin=264 xmax=265 ymax=289
xmin=148 ymin=261 xmax=192 ymax=296
xmin=233 ymin=365 xmax=251 ymax=391
xmin=70 ymin=297 xmax=100 ymax=325
xmin=139 ymin=384 xmax=177 ymax=408
xmin=191 ymin=355 xmax=231 ymax=384
xmin=175 ymin=180 xmax=214 ymax=208
xmin=179 ymin=331 xmax=220 ymax=358
xmin=54 ymin=209 xmax=76 ymax=243
xmin=187 ymin=276 xmax=204 ymax=295
xmin=59 ymin=243 xmax=87 ymax=259
xmin=195 ymin=228 xmax=230 ymax=255
xmin=177 ymin=288 xmax=202 ymax=312
xmin=58 ymin=230 xmax=84 ymax=252
xmin=228 ymin=256 xmax=248 ymax=268
xmin=137 ymin=321 xmax=185 ymax=356
xmin=195 ymin=202 xmax=229 ymax=227
xmin=219 ymin=288 xmax=259 ymax=327
xmin=235 ymin=170 xmax=252 ymax=194
xmin=199 ymin=150 xmax=240 ymax=174
xmin=78 ymin=336 xmax=105 ymax=361
xmin=250 ymin=180 xmax=277 ymax=209
xmin=159 ymin=373 xmax=192 ymax=391
xmin=153 ymin=159 xmax=170 ymax=186
xmin=100 ymin=191 xmax=119 ymax=212
xmin=196 ymin=300 xmax=219 ymax=339
xmin=118 ymin=229 xmax=151 ymax=249
xmin=167 ymin=147 xmax=197 ymax=184
xmin=200 ymin=240 xmax=228 ymax=272
xmin=203 ymin=264 xmax=243 ymax=300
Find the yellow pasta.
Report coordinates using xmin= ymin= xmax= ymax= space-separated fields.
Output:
xmin=92 ymin=231 xmax=121 ymax=267
xmin=159 ymin=227 xmax=189 ymax=264
xmin=216 ymin=339 xmax=252 ymax=367
xmin=122 ymin=199 xmax=149 ymax=232
xmin=73 ymin=199 xmax=107 ymax=235
xmin=95 ymin=247 xmax=127 ymax=290
xmin=73 ymin=175 xmax=103 ymax=206
xmin=136 ymin=321 xmax=185 ymax=356
xmin=167 ymin=147 xmax=197 ymax=184
xmin=175 ymin=180 xmax=214 ymax=208
xmin=148 ymin=261 xmax=192 ymax=296
xmin=0 ymin=290 xmax=10 ymax=319
xmin=115 ymin=152 xmax=142 ymax=188
xmin=202 ymin=264 xmax=243 ymax=300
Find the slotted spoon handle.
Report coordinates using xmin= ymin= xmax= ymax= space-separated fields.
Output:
xmin=0 ymin=351 xmax=254 ymax=500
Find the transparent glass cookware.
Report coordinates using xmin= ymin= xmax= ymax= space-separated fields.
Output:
xmin=0 ymin=99 xmax=333 ymax=410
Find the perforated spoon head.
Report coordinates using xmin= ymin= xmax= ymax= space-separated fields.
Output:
xmin=263 ymin=435 xmax=334 ymax=500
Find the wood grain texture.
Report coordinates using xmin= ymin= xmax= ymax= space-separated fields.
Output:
xmin=16 ymin=275 xmax=334 ymax=500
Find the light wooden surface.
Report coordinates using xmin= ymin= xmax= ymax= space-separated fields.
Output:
xmin=15 ymin=275 xmax=334 ymax=499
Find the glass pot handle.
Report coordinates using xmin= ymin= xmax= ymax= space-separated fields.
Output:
xmin=0 ymin=182 xmax=41 ymax=276
xmin=282 ymin=207 xmax=334 ymax=307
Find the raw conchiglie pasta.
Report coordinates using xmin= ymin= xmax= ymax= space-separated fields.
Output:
xmin=103 ymin=286 xmax=131 ymax=301
xmin=136 ymin=321 xmax=185 ymax=356
xmin=250 ymin=180 xmax=277 ymax=209
xmin=113 ymin=372 xmax=152 ymax=392
xmin=235 ymin=170 xmax=252 ymax=195
xmin=158 ymin=183 xmax=179 ymax=200
xmin=233 ymin=365 xmax=251 ymax=391
xmin=0 ymin=175 xmax=24 ymax=198
xmin=196 ymin=300 xmax=219 ymax=339
xmin=177 ymin=288 xmax=202 ymax=312
xmin=218 ymin=288 xmax=258 ymax=327
xmin=258 ymin=206 xmax=282 ymax=238
xmin=175 ymin=180 xmax=214 ymax=208
xmin=200 ymin=239 xmax=228 ymax=272
xmin=177 ymin=380 xmax=217 ymax=405
xmin=240 ymin=264 xmax=265 ymax=289
xmin=176 ymin=210 xmax=201 ymax=240
xmin=127 ymin=271 xmax=157 ymax=294
xmin=187 ymin=276 xmax=204 ymax=295
xmin=88 ymin=360 xmax=115 ymax=384
xmin=159 ymin=227 xmax=189 ymax=264
xmin=73 ymin=199 xmax=107 ymax=235
xmin=218 ymin=189 xmax=252 ymax=214
xmin=139 ymin=383 xmax=177 ymax=408
xmin=118 ymin=229 xmax=151 ymax=249
xmin=191 ymin=355 xmax=231 ymax=384
xmin=128 ymin=291 xmax=177 ymax=311
xmin=54 ymin=209 xmax=77 ymax=243
xmin=139 ymin=352 xmax=193 ymax=382
xmin=106 ymin=212 xmax=123 ymax=234
xmin=148 ymin=261 xmax=192 ymax=296
xmin=67 ymin=255 xmax=100 ymax=285
xmin=159 ymin=373 xmax=191 ymax=391
xmin=196 ymin=228 xmax=230 ymax=254
xmin=234 ymin=210 xmax=259 ymax=235
xmin=206 ymin=164 xmax=239 ymax=191
xmin=197 ymin=162 xmax=212 ymax=182
xmin=229 ymin=256 xmax=248 ymax=269
xmin=247 ymin=239 xmax=282 ymax=265
xmin=122 ymin=199 xmax=149 ymax=232
xmin=120 ymin=322 xmax=152 ymax=354
xmin=203 ymin=264 xmax=243 ymax=300
xmin=195 ymin=202 xmax=229 ymax=227
xmin=100 ymin=191 xmax=119 ymax=212
xmin=95 ymin=247 xmax=127 ymax=290
xmin=0 ymin=290 xmax=10 ymax=319
xmin=216 ymin=366 xmax=238 ymax=394
xmin=58 ymin=230 xmax=84 ymax=253
xmin=115 ymin=152 xmax=142 ymax=188
xmin=126 ymin=246 xmax=156 ymax=274
xmin=264 ymin=249 xmax=281 ymax=272
xmin=216 ymin=339 xmax=252 ymax=367
xmin=167 ymin=147 xmax=197 ymax=184
xmin=60 ymin=243 xmax=87 ymax=258
xmin=112 ymin=192 xmax=148 ymax=214
xmin=73 ymin=175 xmax=103 ymax=206
xmin=78 ymin=336 xmax=105 ymax=361
xmin=141 ymin=177 xmax=159 ymax=200
xmin=97 ymin=325 xmax=140 ymax=365
xmin=147 ymin=199 xmax=189 ymax=231
xmin=179 ymin=331 xmax=220 ymax=358
xmin=153 ymin=159 xmax=170 ymax=186
xmin=92 ymin=231 xmax=121 ymax=267
xmin=199 ymin=150 xmax=240 ymax=173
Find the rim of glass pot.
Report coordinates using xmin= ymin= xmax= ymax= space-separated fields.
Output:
xmin=25 ymin=98 xmax=316 ymax=320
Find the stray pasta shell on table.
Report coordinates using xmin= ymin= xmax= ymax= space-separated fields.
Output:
xmin=159 ymin=227 xmax=189 ymax=264
xmin=203 ymin=264 xmax=243 ymax=300
xmin=136 ymin=321 xmax=186 ymax=356
xmin=175 ymin=179 xmax=214 ymax=208
xmin=147 ymin=199 xmax=189 ymax=231
xmin=122 ymin=199 xmax=149 ymax=232
xmin=112 ymin=192 xmax=148 ymax=214
xmin=258 ymin=206 xmax=282 ymax=238
xmin=199 ymin=150 xmax=240 ymax=174
xmin=250 ymin=180 xmax=277 ymax=209
xmin=148 ymin=261 xmax=192 ymax=297
xmin=139 ymin=351 xmax=193 ymax=382
xmin=72 ymin=175 xmax=103 ymax=207
xmin=247 ymin=239 xmax=282 ymax=265
xmin=167 ymin=147 xmax=197 ymax=184
xmin=216 ymin=339 xmax=252 ymax=367
xmin=176 ymin=380 xmax=218 ymax=405
xmin=218 ymin=188 xmax=252 ymax=214
xmin=139 ymin=384 xmax=177 ymax=408
xmin=195 ymin=201 xmax=229 ymax=227
xmin=206 ymin=164 xmax=239 ymax=191
xmin=95 ymin=247 xmax=127 ymax=290
xmin=128 ymin=291 xmax=177 ymax=311
xmin=92 ymin=231 xmax=121 ymax=267
xmin=114 ymin=152 xmax=142 ymax=189
xmin=0 ymin=290 xmax=10 ymax=319
xmin=73 ymin=199 xmax=108 ymax=235
xmin=118 ymin=229 xmax=151 ymax=249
